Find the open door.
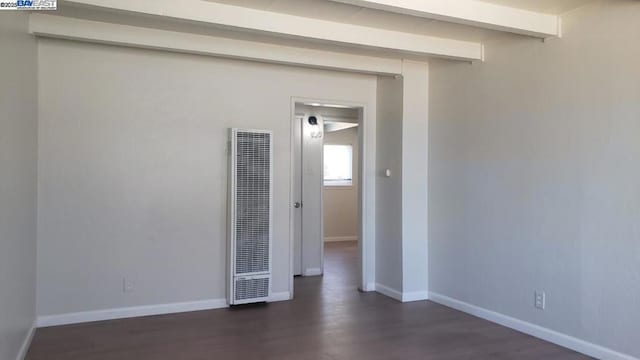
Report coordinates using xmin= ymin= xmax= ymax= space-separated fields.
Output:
xmin=292 ymin=112 xmax=324 ymax=277
xmin=292 ymin=115 xmax=303 ymax=276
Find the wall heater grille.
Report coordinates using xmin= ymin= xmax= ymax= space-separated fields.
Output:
xmin=234 ymin=276 xmax=270 ymax=301
xmin=228 ymin=129 xmax=273 ymax=305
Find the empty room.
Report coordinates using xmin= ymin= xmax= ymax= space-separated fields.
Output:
xmin=1 ymin=0 xmax=638 ymax=359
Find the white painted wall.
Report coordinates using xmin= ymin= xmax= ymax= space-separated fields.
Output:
xmin=375 ymin=76 xmax=403 ymax=292
xmin=400 ymin=61 xmax=430 ymax=298
xmin=324 ymin=127 xmax=359 ymax=241
xmin=375 ymin=64 xmax=430 ymax=302
xmin=36 ymin=39 xmax=377 ymax=317
xmin=429 ymin=1 xmax=640 ymax=358
xmin=0 ymin=13 xmax=38 ymax=360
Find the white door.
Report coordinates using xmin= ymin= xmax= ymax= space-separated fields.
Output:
xmin=293 ymin=115 xmax=324 ymax=277
xmin=293 ymin=116 xmax=303 ymax=276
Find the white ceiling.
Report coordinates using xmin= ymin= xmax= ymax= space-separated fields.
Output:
xmin=479 ymin=0 xmax=593 ymax=14
xmin=206 ymin=0 xmax=595 ymax=42
xmin=50 ymin=0 xmax=598 ymax=65
xmin=205 ymin=0 xmax=491 ymax=42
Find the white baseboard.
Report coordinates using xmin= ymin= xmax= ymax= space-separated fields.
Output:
xmin=303 ymin=268 xmax=322 ymax=276
xmin=429 ymin=292 xmax=638 ymax=360
xmin=375 ymin=283 xmax=429 ymax=303
xmin=268 ymin=291 xmax=291 ymax=302
xmin=374 ymin=283 xmax=403 ymax=301
xmin=37 ymin=298 xmax=228 ymax=327
xmin=17 ymin=320 xmax=36 ymax=360
xmin=324 ymin=236 xmax=358 ymax=242
xmin=362 ymin=282 xmax=376 ymax=292
xmin=37 ymin=293 xmax=295 ymax=328
xmin=402 ymin=291 xmax=429 ymax=302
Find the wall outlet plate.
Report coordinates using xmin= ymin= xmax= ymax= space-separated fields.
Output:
xmin=535 ymin=291 xmax=546 ymax=310
xmin=123 ymin=277 xmax=135 ymax=293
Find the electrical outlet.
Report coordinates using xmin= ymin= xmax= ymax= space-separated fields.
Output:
xmin=535 ymin=291 xmax=546 ymax=310
xmin=123 ymin=277 xmax=135 ymax=293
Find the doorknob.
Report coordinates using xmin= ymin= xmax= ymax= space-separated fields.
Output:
xmin=293 ymin=202 xmax=301 ymax=208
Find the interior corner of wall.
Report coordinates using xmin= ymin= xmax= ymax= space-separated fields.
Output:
xmin=557 ymin=17 xmax=563 ymax=38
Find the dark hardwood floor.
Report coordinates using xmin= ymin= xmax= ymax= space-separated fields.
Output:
xmin=27 ymin=241 xmax=590 ymax=359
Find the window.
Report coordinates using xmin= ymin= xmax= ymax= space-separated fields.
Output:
xmin=324 ymin=144 xmax=353 ymax=186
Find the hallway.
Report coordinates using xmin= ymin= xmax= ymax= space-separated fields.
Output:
xmin=294 ymin=241 xmax=359 ymax=301
xmin=26 ymin=242 xmax=589 ymax=359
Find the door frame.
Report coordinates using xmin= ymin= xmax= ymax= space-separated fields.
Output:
xmin=289 ymin=96 xmax=374 ymax=298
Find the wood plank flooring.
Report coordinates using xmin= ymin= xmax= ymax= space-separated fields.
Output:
xmin=27 ymin=241 xmax=591 ymax=359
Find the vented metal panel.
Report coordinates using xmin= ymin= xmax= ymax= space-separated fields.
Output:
xmin=228 ymin=129 xmax=272 ymax=305
xmin=235 ymin=131 xmax=271 ymax=275
xmin=234 ymin=277 xmax=270 ymax=301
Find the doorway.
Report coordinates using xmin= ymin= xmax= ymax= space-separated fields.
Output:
xmin=291 ymin=100 xmax=363 ymax=295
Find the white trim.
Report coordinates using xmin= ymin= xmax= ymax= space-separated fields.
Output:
xmin=332 ymin=0 xmax=560 ymax=38
xmin=402 ymin=291 xmax=429 ymax=302
xmin=324 ymin=179 xmax=353 ymax=187
xmin=320 ymin=124 xmax=326 ymax=277
xmin=29 ymin=14 xmax=403 ymax=76
xmin=324 ymin=236 xmax=358 ymax=242
xmin=362 ymin=282 xmax=377 ymax=292
xmin=303 ymin=268 xmax=323 ymax=276
xmin=268 ymin=291 xmax=292 ymax=302
xmin=60 ymin=0 xmax=483 ymax=60
xmin=323 ymin=185 xmax=355 ymax=190
xmin=374 ymin=283 xmax=403 ymax=301
xmin=358 ymin=104 xmax=376 ymax=293
xmin=37 ymin=294 xmax=294 ymax=328
xmin=16 ymin=320 xmax=36 ymax=360
xmin=37 ymin=298 xmax=228 ymax=327
xmin=375 ymin=284 xmax=429 ymax=302
xmin=429 ymin=292 xmax=639 ymax=360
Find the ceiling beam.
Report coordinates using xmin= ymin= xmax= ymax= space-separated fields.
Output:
xmin=332 ymin=0 xmax=560 ymax=38
xmin=59 ymin=0 xmax=483 ymax=61
xmin=29 ymin=14 xmax=404 ymax=75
